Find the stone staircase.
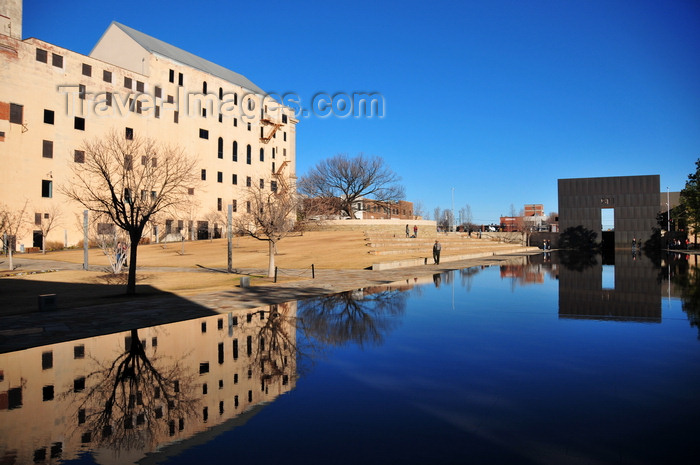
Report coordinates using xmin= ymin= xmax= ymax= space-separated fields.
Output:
xmin=364 ymin=230 xmax=538 ymax=270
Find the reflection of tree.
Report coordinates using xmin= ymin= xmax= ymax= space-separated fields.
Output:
xmin=673 ymin=263 xmax=700 ymax=339
xmin=67 ymin=329 xmax=198 ymax=452
xmin=253 ymin=302 xmax=301 ymax=387
xmin=298 ymin=289 xmax=407 ymax=348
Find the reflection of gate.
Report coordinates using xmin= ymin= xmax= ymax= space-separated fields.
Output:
xmin=32 ymin=230 xmax=42 ymax=248
xmin=197 ymin=221 xmax=209 ymax=240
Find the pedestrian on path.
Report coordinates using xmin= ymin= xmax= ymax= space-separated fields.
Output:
xmin=433 ymin=240 xmax=441 ymax=264
xmin=414 ymin=225 xmax=418 ymax=238
xmin=406 ymin=224 xmax=410 ymax=238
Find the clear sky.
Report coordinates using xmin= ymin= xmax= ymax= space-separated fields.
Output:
xmin=23 ymin=0 xmax=700 ymax=224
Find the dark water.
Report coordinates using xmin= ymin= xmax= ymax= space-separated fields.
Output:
xmin=1 ymin=251 xmax=699 ymax=464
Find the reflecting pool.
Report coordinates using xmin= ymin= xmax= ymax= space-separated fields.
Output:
xmin=1 ymin=252 xmax=699 ymax=464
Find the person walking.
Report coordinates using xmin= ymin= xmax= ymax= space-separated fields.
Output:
xmin=414 ymin=225 xmax=418 ymax=238
xmin=433 ymin=240 xmax=441 ymax=265
xmin=405 ymin=224 xmax=410 ymax=238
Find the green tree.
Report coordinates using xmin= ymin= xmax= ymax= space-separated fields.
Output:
xmin=680 ymin=158 xmax=700 ymax=244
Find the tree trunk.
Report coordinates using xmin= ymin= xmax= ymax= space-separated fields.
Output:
xmin=42 ymin=234 xmax=46 ymax=254
xmin=267 ymin=240 xmax=275 ymax=278
xmin=127 ymin=234 xmax=139 ymax=295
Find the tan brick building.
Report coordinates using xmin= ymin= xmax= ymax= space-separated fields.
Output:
xmin=0 ymin=0 xmax=297 ymax=249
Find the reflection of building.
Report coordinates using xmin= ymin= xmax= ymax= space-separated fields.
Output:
xmin=0 ymin=303 xmax=297 ymax=464
xmin=558 ymin=252 xmax=661 ymax=321
xmin=0 ymin=0 xmax=296 ymax=248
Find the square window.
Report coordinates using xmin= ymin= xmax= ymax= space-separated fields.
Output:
xmin=51 ymin=53 xmax=63 ymax=68
xmin=74 ymin=117 xmax=85 ymax=130
xmin=103 ymin=70 xmax=112 ymax=83
xmin=36 ymin=48 xmax=47 ymax=63
xmin=124 ymin=76 xmax=132 ymax=89
xmin=125 ymin=127 xmax=133 ymax=140
xmin=74 ymin=344 xmax=85 ymax=358
xmin=42 ymin=140 xmax=53 ymax=158
xmin=167 ymin=95 xmax=174 ymax=103
xmin=73 ymin=377 xmax=85 ymax=393
xmin=82 ymin=63 xmax=91 ymax=76
xmin=44 ymin=109 xmax=54 ymax=124
xmin=188 ymin=187 xmax=195 ymax=195
xmin=74 ymin=150 xmax=85 ymax=163
xmin=43 ymin=385 xmax=54 ymax=401
xmin=136 ymin=81 xmax=144 ymax=92
xmin=199 ymin=128 xmax=209 ymax=139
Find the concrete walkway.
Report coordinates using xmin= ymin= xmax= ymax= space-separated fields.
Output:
xmin=0 ymin=251 xmax=540 ymax=353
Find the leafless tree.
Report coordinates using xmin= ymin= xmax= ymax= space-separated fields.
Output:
xmin=433 ymin=207 xmax=442 ymax=227
xmin=298 ymin=153 xmax=404 ymax=219
xmin=0 ymin=200 xmax=29 ymax=270
xmin=34 ymin=204 xmax=62 ymax=254
xmin=235 ymin=183 xmax=299 ymax=277
xmin=413 ymin=200 xmax=426 ymax=219
xmin=459 ymin=204 xmax=473 ymax=231
xmin=62 ymin=130 xmax=199 ymax=294
xmin=202 ymin=210 xmax=226 ymax=241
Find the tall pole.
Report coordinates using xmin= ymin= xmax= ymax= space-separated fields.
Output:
xmin=451 ymin=187 xmax=455 ymax=232
xmin=667 ymin=186 xmax=670 ymax=234
xmin=83 ymin=210 xmax=89 ymax=270
xmin=227 ymin=204 xmax=233 ymax=273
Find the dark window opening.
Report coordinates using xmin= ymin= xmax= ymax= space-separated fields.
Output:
xmin=74 ymin=150 xmax=85 ymax=163
xmin=199 ymin=128 xmax=209 ymax=139
xmin=169 ymin=69 xmax=175 ymax=83
xmin=125 ymin=127 xmax=133 ymax=140
xmin=201 ymin=169 xmax=206 ymax=181
xmin=36 ymin=48 xmax=47 ymax=63
xmin=124 ymin=76 xmax=132 ymax=89
xmin=103 ymin=70 xmax=112 ymax=83
xmin=246 ymin=145 xmax=251 ymax=164
xmin=82 ymin=63 xmax=91 ymax=77
xmin=74 ymin=117 xmax=85 ymax=130
xmin=217 ymin=171 xmax=223 ymax=183
xmin=9 ymin=103 xmax=23 ymax=124
xmin=43 ymin=109 xmax=54 ymax=124
xmin=42 ymin=180 xmax=53 ymax=198
xmin=42 ymin=140 xmax=53 ymax=158
xmin=51 ymin=53 xmax=63 ymax=68
xmin=217 ymin=137 xmax=223 ymax=158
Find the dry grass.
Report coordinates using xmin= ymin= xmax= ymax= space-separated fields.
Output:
xmin=25 ymin=231 xmax=379 ymax=270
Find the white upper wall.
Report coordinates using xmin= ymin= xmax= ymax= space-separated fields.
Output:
xmin=90 ymin=23 xmax=151 ymax=76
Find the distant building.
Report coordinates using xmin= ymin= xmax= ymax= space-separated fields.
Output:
xmin=352 ymin=198 xmax=414 ymax=220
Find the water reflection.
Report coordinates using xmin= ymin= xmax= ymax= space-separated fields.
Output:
xmin=298 ymin=285 xmax=408 ymax=349
xmin=0 ymin=304 xmax=297 ymax=464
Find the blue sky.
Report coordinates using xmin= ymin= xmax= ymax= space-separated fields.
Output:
xmin=23 ymin=0 xmax=700 ymax=224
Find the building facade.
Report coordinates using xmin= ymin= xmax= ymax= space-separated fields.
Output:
xmin=558 ymin=175 xmax=660 ymax=248
xmin=0 ymin=1 xmax=297 ymax=248
xmin=352 ymin=198 xmax=414 ymax=220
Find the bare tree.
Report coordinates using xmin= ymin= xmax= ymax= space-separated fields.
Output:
xmin=0 ymin=200 xmax=29 ymax=270
xmin=298 ymin=153 xmax=404 ymax=219
xmin=459 ymin=204 xmax=473 ymax=231
xmin=413 ymin=200 xmax=426 ymax=220
xmin=62 ymin=131 xmax=199 ymax=294
xmin=35 ymin=204 xmax=62 ymax=254
xmin=433 ymin=207 xmax=442 ymax=228
xmin=202 ymin=210 xmax=226 ymax=241
xmin=235 ymin=183 xmax=299 ymax=277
